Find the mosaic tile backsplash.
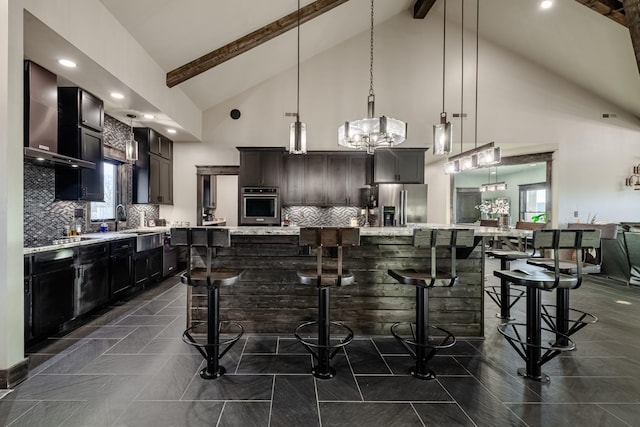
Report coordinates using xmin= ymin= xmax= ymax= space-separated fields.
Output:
xmin=23 ymin=115 xmax=159 ymax=247
xmin=282 ymin=206 xmax=366 ymax=227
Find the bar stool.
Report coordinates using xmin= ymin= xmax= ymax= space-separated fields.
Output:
xmin=294 ymin=227 xmax=360 ymax=379
xmin=494 ymin=229 xmax=598 ymax=382
xmin=171 ymin=227 xmax=244 ymax=380
xmin=525 ymin=229 xmax=601 ymax=347
xmin=388 ymin=228 xmax=475 ymax=380
xmin=485 ymin=247 xmax=531 ymax=321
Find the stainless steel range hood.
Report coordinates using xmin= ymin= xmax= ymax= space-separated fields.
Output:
xmin=23 ymin=60 xmax=95 ymax=169
xmin=24 ymin=146 xmax=96 ymax=169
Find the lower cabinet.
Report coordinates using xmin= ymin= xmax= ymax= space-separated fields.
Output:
xmin=110 ymin=239 xmax=134 ymax=297
xmin=77 ymin=243 xmax=109 ymax=317
xmin=134 ymin=247 xmax=163 ymax=288
xmin=30 ymin=249 xmax=76 ymax=342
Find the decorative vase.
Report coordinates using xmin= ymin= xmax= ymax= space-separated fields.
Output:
xmin=498 ymin=214 xmax=510 ymax=229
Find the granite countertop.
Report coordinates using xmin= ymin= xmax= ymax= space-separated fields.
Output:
xmin=24 ymin=226 xmax=170 ymax=255
xmin=181 ymin=224 xmax=532 ymax=238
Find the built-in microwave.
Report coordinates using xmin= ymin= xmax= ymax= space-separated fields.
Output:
xmin=240 ymin=187 xmax=280 ymax=225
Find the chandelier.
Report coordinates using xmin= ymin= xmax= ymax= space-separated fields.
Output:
xmin=338 ymin=0 xmax=407 ymax=154
xmin=433 ymin=0 xmax=452 ymax=155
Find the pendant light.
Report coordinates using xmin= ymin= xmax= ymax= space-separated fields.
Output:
xmin=479 ymin=166 xmax=507 ymax=192
xmin=289 ymin=0 xmax=307 ymax=154
xmin=338 ymin=0 xmax=407 ymax=154
xmin=433 ymin=0 xmax=452 ymax=155
xmin=125 ymin=113 xmax=138 ymax=162
xmin=444 ymin=0 xmax=500 ymax=174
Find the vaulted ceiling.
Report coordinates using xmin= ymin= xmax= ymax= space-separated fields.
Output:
xmin=25 ymin=0 xmax=639 ymax=138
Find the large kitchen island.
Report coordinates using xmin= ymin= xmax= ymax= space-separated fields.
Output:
xmin=185 ymin=225 xmax=530 ymax=338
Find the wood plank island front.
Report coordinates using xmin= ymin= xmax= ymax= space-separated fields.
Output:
xmin=182 ymin=226 xmax=531 ymax=338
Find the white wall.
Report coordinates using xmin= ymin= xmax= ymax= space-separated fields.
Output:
xmin=1 ymin=0 xmax=26 ymax=372
xmin=167 ymin=10 xmax=640 ymax=227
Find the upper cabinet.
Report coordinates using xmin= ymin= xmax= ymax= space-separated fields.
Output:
xmin=149 ymin=132 xmax=172 ymax=159
xmin=281 ymin=152 xmax=367 ymax=206
xmin=369 ymin=148 xmax=426 ymax=184
xmin=133 ymin=128 xmax=173 ymax=205
xmin=55 ymin=87 xmax=104 ymax=201
xmin=238 ymin=148 xmax=283 ymax=188
xmin=58 ymin=87 xmax=104 ymax=132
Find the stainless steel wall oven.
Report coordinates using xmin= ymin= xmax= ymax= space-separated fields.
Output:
xmin=240 ymin=187 xmax=280 ymax=225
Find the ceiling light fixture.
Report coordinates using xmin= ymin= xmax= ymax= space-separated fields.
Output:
xmin=125 ymin=113 xmax=139 ymax=162
xmin=143 ymin=114 xmax=155 ymax=119
xmin=289 ymin=0 xmax=307 ymax=154
xmin=338 ymin=0 xmax=407 ymax=154
xmin=110 ymin=92 xmax=124 ymax=99
xmin=58 ymin=59 xmax=77 ymax=68
xmin=625 ymin=164 xmax=640 ymax=190
xmin=479 ymin=166 xmax=507 ymax=192
xmin=540 ymin=0 xmax=553 ymax=9
xmin=444 ymin=0 xmax=500 ymax=174
xmin=433 ymin=0 xmax=451 ymax=155
xmin=167 ymin=129 xmax=177 ymax=134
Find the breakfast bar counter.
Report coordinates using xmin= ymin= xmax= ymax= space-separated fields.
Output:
xmin=184 ymin=225 xmax=531 ymax=338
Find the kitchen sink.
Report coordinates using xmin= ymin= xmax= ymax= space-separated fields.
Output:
xmin=135 ymin=231 xmax=164 ymax=252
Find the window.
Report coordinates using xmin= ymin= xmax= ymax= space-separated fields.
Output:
xmin=519 ymin=182 xmax=546 ymax=222
xmin=90 ymin=162 xmax=117 ymax=221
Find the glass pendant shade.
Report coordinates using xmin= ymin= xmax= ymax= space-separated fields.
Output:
xmin=289 ymin=119 xmax=307 ymax=154
xmin=125 ymin=114 xmax=138 ymax=162
xmin=433 ymin=113 xmax=452 ymax=155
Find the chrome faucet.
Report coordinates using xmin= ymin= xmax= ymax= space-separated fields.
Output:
xmin=115 ymin=204 xmax=127 ymax=231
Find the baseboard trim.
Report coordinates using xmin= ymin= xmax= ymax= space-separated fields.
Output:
xmin=0 ymin=358 xmax=29 ymax=389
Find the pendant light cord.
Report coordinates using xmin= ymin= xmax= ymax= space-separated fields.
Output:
xmin=442 ymin=0 xmax=446 ymax=112
xmin=460 ymin=0 xmax=464 ymax=153
xmin=474 ymin=0 xmax=479 ymax=149
xmin=369 ymin=0 xmax=375 ymax=97
xmin=296 ymin=0 xmax=301 ymax=121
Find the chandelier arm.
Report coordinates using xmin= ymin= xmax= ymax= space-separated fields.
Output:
xmin=442 ymin=0 xmax=446 ymax=112
xmin=460 ymin=0 xmax=464 ymax=154
xmin=474 ymin=0 xmax=479 ymax=149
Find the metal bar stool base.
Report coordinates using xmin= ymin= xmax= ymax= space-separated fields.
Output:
xmin=312 ymin=366 xmax=336 ymax=380
xmin=517 ymin=367 xmax=550 ymax=383
xmin=200 ymin=366 xmax=226 ymax=380
xmin=409 ymin=367 xmax=436 ymax=380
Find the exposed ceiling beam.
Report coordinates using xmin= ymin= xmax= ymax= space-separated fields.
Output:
xmin=623 ymin=0 xmax=640 ymax=74
xmin=574 ymin=0 xmax=627 ymax=26
xmin=413 ymin=0 xmax=437 ymax=19
xmin=166 ymin=0 xmax=350 ymax=88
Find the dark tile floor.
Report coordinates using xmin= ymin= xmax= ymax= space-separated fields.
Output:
xmin=1 ymin=258 xmax=640 ymax=426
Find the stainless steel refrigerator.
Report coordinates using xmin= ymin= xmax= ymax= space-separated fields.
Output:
xmin=369 ymin=184 xmax=428 ymax=226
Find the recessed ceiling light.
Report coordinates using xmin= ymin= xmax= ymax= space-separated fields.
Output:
xmin=615 ymin=300 xmax=632 ymax=305
xmin=540 ymin=0 xmax=552 ymax=9
xmin=58 ymin=59 xmax=77 ymax=68
xmin=143 ymin=114 xmax=155 ymax=119
xmin=110 ymin=92 xmax=124 ymax=99
xmin=167 ymin=128 xmax=177 ymax=134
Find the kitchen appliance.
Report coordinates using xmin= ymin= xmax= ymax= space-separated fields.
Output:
xmin=23 ymin=60 xmax=94 ymax=169
xmin=240 ymin=187 xmax=280 ymax=226
xmin=163 ymin=232 xmax=177 ymax=277
xmin=368 ymin=184 xmax=428 ymax=227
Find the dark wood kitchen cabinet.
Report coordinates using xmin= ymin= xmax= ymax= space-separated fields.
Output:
xmin=282 ymin=154 xmax=305 ymax=205
xmin=133 ymin=127 xmax=173 ymax=204
xmin=238 ymin=148 xmax=283 ymax=188
xmin=326 ymin=154 xmax=367 ymax=205
xmin=24 ymin=255 xmax=32 ymax=343
xmin=281 ymin=152 xmax=367 ymax=206
xmin=110 ymin=238 xmax=134 ymax=297
xmin=58 ymin=87 xmax=104 ymax=132
xmin=55 ymin=127 xmax=104 ymax=201
xmin=30 ymin=248 xmax=76 ymax=342
xmin=76 ymin=243 xmax=109 ymax=317
xmin=369 ymin=148 xmax=425 ymax=184
xmin=134 ymin=248 xmax=162 ymax=288
xmin=56 ymin=86 xmax=105 ymax=201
